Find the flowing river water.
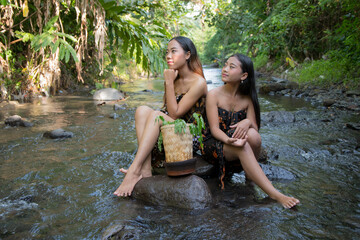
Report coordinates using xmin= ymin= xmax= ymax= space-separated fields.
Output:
xmin=0 ymin=68 xmax=359 ymax=239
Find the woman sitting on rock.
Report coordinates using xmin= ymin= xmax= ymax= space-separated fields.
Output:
xmin=201 ymin=53 xmax=299 ymax=208
xmin=114 ymin=36 xmax=208 ymax=197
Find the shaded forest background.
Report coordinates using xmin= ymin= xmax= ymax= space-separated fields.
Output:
xmin=0 ymin=0 xmax=359 ymax=101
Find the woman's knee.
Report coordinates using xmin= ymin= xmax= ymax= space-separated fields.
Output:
xmin=247 ymin=128 xmax=261 ymax=148
xmin=135 ymin=105 xmax=153 ymax=120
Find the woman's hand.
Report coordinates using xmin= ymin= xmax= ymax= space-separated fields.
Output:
xmin=164 ymin=69 xmax=178 ymax=85
xmin=230 ymin=119 xmax=251 ymax=139
xmin=226 ymin=136 xmax=248 ymax=147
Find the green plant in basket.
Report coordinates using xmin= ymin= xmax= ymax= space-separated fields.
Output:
xmin=155 ymin=113 xmax=205 ymax=152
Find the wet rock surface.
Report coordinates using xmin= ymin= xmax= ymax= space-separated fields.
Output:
xmin=262 ymin=111 xmax=295 ymax=123
xmin=4 ymin=115 xmax=33 ymax=127
xmin=258 ymin=75 xmax=360 ymax=112
xmin=43 ymin=128 xmax=74 ymax=139
xmin=143 ymin=146 xmax=294 ymax=210
xmin=113 ymin=103 xmax=127 ymax=110
xmin=132 ymin=175 xmax=212 ymax=210
xmin=259 ymin=163 xmax=296 ymax=181
xmin=109 ymin=113 xmax=120 ymax=119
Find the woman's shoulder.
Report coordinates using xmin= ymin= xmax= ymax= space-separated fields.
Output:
xmin=208 ymin=86 xmax=224 ymax=95
xmin=189 ymin=74 xmax=207 ymax=92
xmin=192 ymin=73 xmax=206 ymax=85
xmin=207 ymin=87 xmax=223 ymax=101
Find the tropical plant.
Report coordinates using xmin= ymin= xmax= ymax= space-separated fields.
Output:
xmin=1 ymin=0 xmax=203 ymax=99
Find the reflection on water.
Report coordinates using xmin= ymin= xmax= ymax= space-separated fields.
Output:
xmin=0 ymin=69 xmax=359 ymax=239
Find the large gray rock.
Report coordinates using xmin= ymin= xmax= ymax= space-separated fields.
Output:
xmin=132 ymin=175 xmax=212 ymax=210
xmin=93 ymin=88 xmax=124 ymax=101
xmin=4 ymin=115 xmax=33 ymax=127
xmin=259 ymin=79 xmax=299 ymax=94
xmin=259 ymin=82 xmax=287 ymax=94
xmin=43 ymin=128 xmax=74 ymax=139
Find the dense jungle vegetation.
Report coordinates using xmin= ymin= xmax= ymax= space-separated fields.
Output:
xmin=0 ymin=0 xmax=359 ymax=101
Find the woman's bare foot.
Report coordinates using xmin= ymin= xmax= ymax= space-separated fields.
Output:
xmin=119 ymin=168 xmax=152 ymax=178
xmin=273 ymin=193 xmax=300 ymax=208
xmin=113 ymin=171 xmax=142 ymax=197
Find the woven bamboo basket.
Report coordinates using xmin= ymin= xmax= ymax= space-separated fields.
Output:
xmin=160 ymin=124 xmax=193 ymax=163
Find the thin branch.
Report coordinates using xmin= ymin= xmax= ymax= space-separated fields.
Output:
xmin=6 ymin=7 xmax=43 ymax=30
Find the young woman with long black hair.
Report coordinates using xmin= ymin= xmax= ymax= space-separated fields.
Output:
xmin=114 ymin=36 xmax=207 ymax=197
xmin=202 ymin=53 xmax=299 ymax=208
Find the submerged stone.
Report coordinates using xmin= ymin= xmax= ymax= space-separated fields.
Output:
xmin=132 ymin=175 xmax=212 ymax=210
xmin=43 ymin=128 xmax=74 ymax=139
xmin=113 ymin=103 xmax=126 ymax=110
xmin=4 ymin=115 xmax=33 ymax=127
xmin=109 ymin=113 xmax=120 ymax=119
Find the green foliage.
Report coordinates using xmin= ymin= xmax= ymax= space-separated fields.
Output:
xmin=101 ymin=0 xmax=171 ymax=75
xmin=252 ymin=54 xmax=268 ymax=70
xmin=95 ymin=82 xmax=104 ymax=90
xmin=28 ymin=16 xmax=78 ymax=63
xmin=155 ymin=113 xmax=205 ymax=152
xmin=15 ymin=16 xmax=78 ymax=64
xmin=188 ymin=112 xmax=205 ymax=149
xmin=90 ymin=82 xmax=105 ymax=95
xmin=288 ymin=57 xmax=359 ymax=89
xmin=202 ymin=0 xmax=360 ymax=88
xmin=3 ymin=0 xmax=196 ymax=98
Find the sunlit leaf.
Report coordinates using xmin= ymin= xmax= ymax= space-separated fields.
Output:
xmin=22 ymin=0 xmax=28 ymax=17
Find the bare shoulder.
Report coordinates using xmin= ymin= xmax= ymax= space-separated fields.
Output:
xmin=240 ymin=94 xmax=253 ymax=108
xmin=189 ymin=74 xmax=207 ymax=94
xmin=207 ymin=87 xmax=222 ymax=101
xmin=193 ymin=74 xmax=207 ymax=87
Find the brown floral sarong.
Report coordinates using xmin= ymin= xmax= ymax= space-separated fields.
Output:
xmin=201 ymin=107 xmax=247 ymax=189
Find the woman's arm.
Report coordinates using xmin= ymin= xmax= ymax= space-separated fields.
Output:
xmin=165 ymin=74 xmax=207 ymax=119
xmin=163 ymin=69 xmax=178 ymax=117
xmin=244 ymin=97 xmax=258 ymax=131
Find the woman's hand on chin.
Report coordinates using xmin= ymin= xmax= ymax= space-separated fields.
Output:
xmin=164 ymin=69 xmax=178 ymax=84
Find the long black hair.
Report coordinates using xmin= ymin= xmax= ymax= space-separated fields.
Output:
xmin=169 ymin=36 xmax=204 ymax=78
xmin=231 ymin=53 xmax=261 ymax=129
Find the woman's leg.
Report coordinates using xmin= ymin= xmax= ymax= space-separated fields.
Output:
xmin=246 ymin=128 xmax=262 ymax=160
xmin=223 ymin=143 xmax=299 ymax=208
xmin=114 ymin=110 xmax=173 ymax=197
xmin=120 ymin=106 xmax=153 ymax=177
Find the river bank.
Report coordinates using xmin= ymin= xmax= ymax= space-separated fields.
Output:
xmin=255 ymin=71 xmax=360 ymax=113
xmin=2 ymin=71 xmax=360 ymax=112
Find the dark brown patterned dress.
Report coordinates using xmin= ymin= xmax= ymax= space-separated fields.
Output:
xmin=201 ymin=107 xmax=247 ymax=189
xmin=151 ymin=94 xmax=206 ymax=168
